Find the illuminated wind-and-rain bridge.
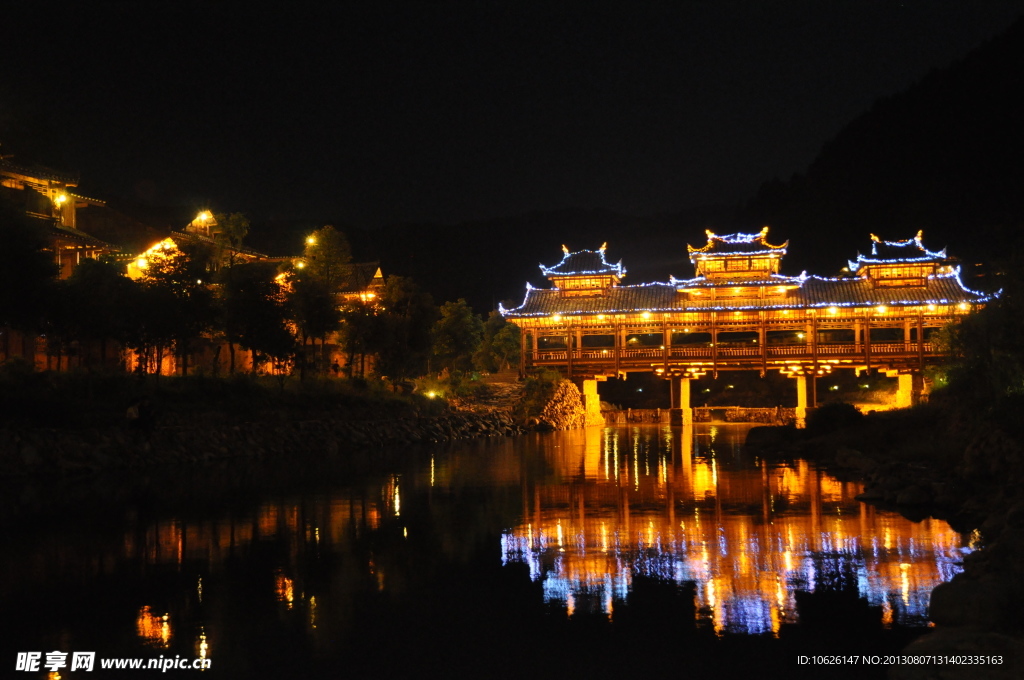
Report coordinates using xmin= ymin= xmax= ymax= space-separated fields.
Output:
xmin=501 ymin=229 xmax=993 ymax=422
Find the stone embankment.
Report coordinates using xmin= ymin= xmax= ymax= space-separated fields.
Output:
xmin=532 ymin=380 xmax=592 ymax=430
xmin=0 ymin=375 xmax=599 ymax=477
xmin=0 ymin=410 xmax=526 ymax=476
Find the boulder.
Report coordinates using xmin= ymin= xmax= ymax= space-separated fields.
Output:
xmin=896 ymin=484 xmax=932 ymax=506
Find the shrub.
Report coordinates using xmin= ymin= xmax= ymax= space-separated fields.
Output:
xmin=806 ymin=401 xmax=863 ymax=437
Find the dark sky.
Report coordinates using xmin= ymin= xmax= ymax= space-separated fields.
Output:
xmin=2 ymin=2 xmax=1021 ymax=227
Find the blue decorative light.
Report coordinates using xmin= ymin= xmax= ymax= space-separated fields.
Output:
xmin=501 ymin=233 xmax=995 ymax=319
xmin=539 ymin=243 xmax=626 ymax=278
xmin=687 ymin=227 xmax=789 ymax=259
xmin=849 ymin=231 xmax=949 ymax=271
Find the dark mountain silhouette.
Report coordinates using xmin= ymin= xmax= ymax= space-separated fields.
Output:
xmin=743 ymin=16 xmax=1024 ymax=280
xmin=327 ymin=16 xmax=1024 ymax=313
xmin=19 ymin=14 xmax=1023 ymax=317
xmin=346 ymin=206 xmax=733 ymax=313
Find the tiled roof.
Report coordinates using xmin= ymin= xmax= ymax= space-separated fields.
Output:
xmin=852 ymin=232 xmax=947 ymax=267
xmin=672 ymin=274 xmax=804 ymax=288
xmin=48 ymin=222 xmax=115 ymax=249
xmin=687 ymin=227 xmax=788 ymax=256
xmin=502 ymin=272 xmax=990 ymax=318
xmin=337 ymin=262 xmax=382 ymax=293
xmin=0 ymin=158 xmax=79 ymax=185
xmin=540 ymin=246 xmax=625 ymax=278
xmin=798 ymin=275 xmax=979 ymax=307
xmin=169 ymin=230 xmax=269 ymax=258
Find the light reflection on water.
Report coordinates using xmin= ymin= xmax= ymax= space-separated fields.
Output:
xmin=501 ymin=424 xmax=968 ymax=633
xmin=2 ymin=424 xmax=970 ymax=677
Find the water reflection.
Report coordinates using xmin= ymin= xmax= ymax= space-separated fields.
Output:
xmin=2 ymin=425 xmax=970 ymax=677
xmin=501 ymin=425 xmax=968 ymax=633
xmin=135 ymin=606 xmax=171 ymax=648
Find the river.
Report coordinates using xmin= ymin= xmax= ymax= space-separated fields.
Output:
xmin=2 ymin=424 xmax=972 ymax=678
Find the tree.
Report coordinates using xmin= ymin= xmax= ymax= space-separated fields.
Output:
xmin=339 ymin=300 xmax=379 ymax=378
xmin=121 ymin=277 xmax=180 ymax=377
xmin=213 ymin=212 xmax=251 ymax=269
xmin=213 ymin=212 xmax=250 ymax=250
xmin=0 ymin=195 xmax=57 ymax=351
xmin=302 ymin=225 xmax=352 ymax=291
xmin=136 ymin=239 xmax=215 ymax=376
xmin=431 ymin=299 xmax=483 ymax=375
xmin=219 ymin=261 xmax=294 ymax=374
xmin=473 ymin=311 xmax=521 ymax=373
xmin=373 ymin=276 xmax=437 ymax=384
xmin=286 ymin=275 xmax=341 ymax=379
xmin=59 ymin=257 xmax=137 ymax=368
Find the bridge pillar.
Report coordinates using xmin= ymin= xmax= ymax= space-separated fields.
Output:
xmin=896 ymin=374 xmax=913 ymax=408
xmin=795 ymin=375 xmax=808 ymax=428
xmin=895 ymin=373 xmax=925 ymax=408
xmin=670 ymin=376 xmax=693 ymax=425
xmin=580 ymin=378 xmax=605 ymax=426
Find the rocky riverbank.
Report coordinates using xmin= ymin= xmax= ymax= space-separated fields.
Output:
xmin=0 ymin=409 xmax=527 ymax=477
xmin=0 ymin=375 xmax=602 ymax=478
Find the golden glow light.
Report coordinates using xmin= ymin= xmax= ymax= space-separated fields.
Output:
xmin=306 ymin=235 xmax=317 ymax=246
xmin=197 ymin=627 xmax=209 ymax=661
xmin=275 ymin=571 xmax=295 ymax=608
xmin=128 ymin=238 xmax=181 ymax=279
xmin=136 ymin=606 xmax=172 ymax=648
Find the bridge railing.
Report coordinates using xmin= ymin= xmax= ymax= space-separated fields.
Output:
xmin=530 ymin=342 xmax=938 ymax=364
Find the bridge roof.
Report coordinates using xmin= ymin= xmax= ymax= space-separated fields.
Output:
xmin=687 ymin=227 xmax=788 ymax=256
xmin=540 ymin=244 xmax=625 ymax=278
xmin=850 ymin=231 xmax=948 ymax=270
xmin=501 ymin=270 xmax=991 ymax=318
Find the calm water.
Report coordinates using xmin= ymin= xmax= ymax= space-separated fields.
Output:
xmin=3 ymin=425 xmax=973 ymax=679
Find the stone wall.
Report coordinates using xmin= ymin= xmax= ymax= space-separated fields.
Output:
xmin=533 ymin=380 xmax=592 ymax=430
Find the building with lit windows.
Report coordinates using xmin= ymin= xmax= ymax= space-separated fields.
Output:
xmin=1 ymin=154 xmax=384 ymax=374
xmin=1 ymin=156 xmax=118 ymax=279
xmin=500 ymin=229 xmax=993 ymax=423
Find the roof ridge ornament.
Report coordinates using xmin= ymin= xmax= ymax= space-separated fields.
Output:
xmin=539 ymin=244 xmax=626 ymax=279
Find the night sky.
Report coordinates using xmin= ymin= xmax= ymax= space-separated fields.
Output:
xmin=2 ymin=2 xmax=1021 ymax=228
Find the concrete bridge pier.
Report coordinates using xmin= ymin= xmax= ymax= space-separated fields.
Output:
xmin=578 ymin=378 xmax=606 ymax=426
xmin=784 ymin=366 xmax=826 ymax=428
xmin=795 ymin=375 xmax=809 ymax=428
xmin=669 ymin=376 xmax=693 ymax=425
xmin=894 ymin=372 xmax=925 ymax=408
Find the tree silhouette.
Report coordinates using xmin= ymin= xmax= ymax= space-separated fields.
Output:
xmin=431 ymin=299 xmax=483 ymax=375
xmin=301 ymin=225 xmax=352 ymax=291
